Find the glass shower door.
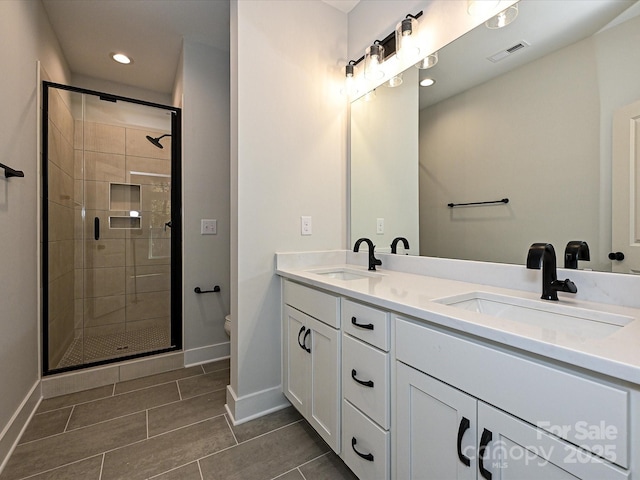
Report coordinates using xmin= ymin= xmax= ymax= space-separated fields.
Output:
xmin=43 ymin=83 xmax=181 ymax=373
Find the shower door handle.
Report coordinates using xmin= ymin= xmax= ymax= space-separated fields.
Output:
xmin=94 ymin=217 xmax=100 ymax=240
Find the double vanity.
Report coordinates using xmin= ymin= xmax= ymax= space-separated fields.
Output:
xmin=277 ymin=251 xmax=640 ymax=479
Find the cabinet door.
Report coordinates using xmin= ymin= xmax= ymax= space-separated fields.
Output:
xmin=478 ymin=402 xmax=629 ymax=480
xmin=283 ymin=305 xmax=310 ymax=413
xmin=308 ymin=315 xmax=341 ymax=453
xmin=396 ymin=362 xmax=477 ymax=480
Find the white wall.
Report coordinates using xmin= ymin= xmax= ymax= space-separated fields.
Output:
xmin=181 ymin=41 xmax=231 ymax=364
xmin=230 ymin=0 xmax=347 ymax=422
xmin=0 ymin=0 xmax=69 ymax=464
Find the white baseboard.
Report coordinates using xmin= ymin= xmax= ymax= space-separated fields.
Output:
xmin=0 ymin=380 xmax=41 ymax=474
xmin=225 ymin=384 xmax=290 ymax=425
xmin=184 ymin=341 xmax=230 ymax=367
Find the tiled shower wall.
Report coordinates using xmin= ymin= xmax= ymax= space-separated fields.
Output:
xmin=47 ymin=89 xmax=76 ymax=367
xmin=72 ymin=120 xmax=172 ymax=345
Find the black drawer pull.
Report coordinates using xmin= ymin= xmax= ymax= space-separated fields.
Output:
xmin=479 ymin=428 xmax=493 ymax=479
xmin=302 ymin=328 xmax=311 ymax=353
xmin=351 ymin=369 xmax=374 ymax=388
xmin=351 ymin=316 xmax=374 ymax=330
xmin=94 ymin=217 xmax=100 ymax=240
xmin=457 ymin=417 xmax=471 ymax=467
xmin=297 ymin=326 xmax=306 ymax=350
xmin=351 ymin=437 xmax=374 ymax=462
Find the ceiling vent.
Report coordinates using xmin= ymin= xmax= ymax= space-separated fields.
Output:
xmin=487 ymin=40 xmax=530 ymax=63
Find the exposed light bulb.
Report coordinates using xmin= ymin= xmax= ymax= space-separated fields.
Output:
xmin=396 ymin=17 xmax=420 ymax=61
xmin=485 ymin=5 xmax=518 ymax=29
xmin=388 ymin=74 xmax=403 ymax=88
xmin=467 ymin=0 xmax=500 ymax=17
xmin=364 ymin=44 xmax=385 ymax=80
xmin=416 ymin=52 xmax=438 ymax=70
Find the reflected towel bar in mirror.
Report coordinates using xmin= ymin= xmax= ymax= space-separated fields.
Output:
xmin=448 ymin=198 xmax=509 ymax=208
xmin=0 ymin=162 xmax=24 ymax=178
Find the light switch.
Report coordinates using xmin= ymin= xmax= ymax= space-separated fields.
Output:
xmin=376 ymin=218 xmax=384 ymax=234
xmin=301 ymin=216 xmax=312 ymax=235
xmin=201 ymin=219 xmax=217 ymax=235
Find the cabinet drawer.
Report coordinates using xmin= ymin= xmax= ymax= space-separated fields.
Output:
xmin=342 ymin=334 xmax=390 ymax=429
xmin=396 ymin=317 xmax=630 ymax=469
xmin=342 ymin=299 xmax=389 ymax=350
xmin=283 ymin=280 xmax=340 ymax=328
xmin=342 ymin=399 xmax=390 ymax=480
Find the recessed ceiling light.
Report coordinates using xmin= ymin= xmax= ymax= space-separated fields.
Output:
xmin=111 ymin=53 xmax=133 ymax=65
xmin=420 ymin=78 xmax=436 ymax=87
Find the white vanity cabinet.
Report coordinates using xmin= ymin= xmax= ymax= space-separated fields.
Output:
xmin=395 ymin=317 xmax=631 ymax=480
xmin=282 ymin=280 xmax=341 ymax=452
xmin=341 ymin=299 xmax=391 ymax=480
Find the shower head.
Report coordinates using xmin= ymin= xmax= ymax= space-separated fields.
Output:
xmin=146 ymin=134 xmax=171 ymax=149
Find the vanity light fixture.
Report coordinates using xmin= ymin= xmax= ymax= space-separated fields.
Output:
xmin=395 ymin=14 xmax=421 ymax=61
xmin=420 ymin=78 xmax=436 ymax=87
xmin=344 ymin=60 xmax=358 ymax=96
xmin=364 ymin=43 xmax=385 ymax=80
xmin=466 ymin=0 xmax=500 ymax=17
xmin=416 ymin=51 xmax=438 ymax=69
xmin=387 ymin=74 xmax=403 ymax=88
xmin=485 ymin=4 xmax=518 ymax=29
xmin=344 ymin=9 xmax=423 ymax=86
xmin=110 ymin=52 xmax=132 ymax=65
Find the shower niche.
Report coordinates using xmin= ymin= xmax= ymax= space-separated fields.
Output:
xmin=42 ymin=82 xmax=182 ymax=374
xmin=109 ymin=183 xmax=142 ymax=229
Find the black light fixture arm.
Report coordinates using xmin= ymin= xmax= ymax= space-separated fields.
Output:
xmin=0 ymin=162 xmax=24 ymax=178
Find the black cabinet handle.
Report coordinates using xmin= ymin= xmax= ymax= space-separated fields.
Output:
xmin=457 ymin=417 xmax=471 ymax=467
xmin=351 ymin=437 xmax=374 ymax=462
xmin=303 ymin=328 xmax=311 ymax=353
xmin=608 ymin=252 xmax=625 ymax=261
xmin=351 ymin=316 xmax=374 ymax=330
xmin=297 ymin=326 xmax=306 ymax=350
xmin=351 ymin=369 xmax=374 ymax=388
xmin=94 ymin=217 xmax=100 ymax=240
xmin=479 ymin=428 xmax=493 ymax=480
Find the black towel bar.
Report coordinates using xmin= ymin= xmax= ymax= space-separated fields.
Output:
xmin=194 ymin=286 xmax=221 ymax=294
xmin=0 ymin=162 xmax=24 ymax=178
xmin=448 ymin=198 xmax=509 ymax=208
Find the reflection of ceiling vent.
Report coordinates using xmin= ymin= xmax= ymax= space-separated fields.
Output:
xmin=488 ymin=40 xmax=530 ymax=63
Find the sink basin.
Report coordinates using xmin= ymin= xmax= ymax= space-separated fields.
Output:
xmin=310 ymin=267 xmax=381 ymax=281
xmin=434 ymin=291 xmax=633 ymax=339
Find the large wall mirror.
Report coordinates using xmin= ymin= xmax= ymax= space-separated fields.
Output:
xmin=350 ymin=0 xmax=640 ymax=274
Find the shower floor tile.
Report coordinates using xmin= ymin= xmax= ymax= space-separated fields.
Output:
xmin=56 ymin=326 xmax=171 ymax=369
xmin=0 ymin=360 xmax=358 ymax=480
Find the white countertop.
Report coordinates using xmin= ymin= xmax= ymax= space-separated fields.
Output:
xmin=277 ymin=257 xmax=640 ymax=386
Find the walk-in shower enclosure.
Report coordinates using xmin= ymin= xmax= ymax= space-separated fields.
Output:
xmin=42 ymin=82 xmax=182 ymax=374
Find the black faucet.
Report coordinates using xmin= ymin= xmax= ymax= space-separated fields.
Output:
xmin=526 ymin=243 xmax=577 ymax=301
xmin=354 ymin=238 xmax=382 ymax=271
xmin=390 ymin=237 xmax=410 ymax=254
xmin=564 ymin=241 xmax=590 ymax=269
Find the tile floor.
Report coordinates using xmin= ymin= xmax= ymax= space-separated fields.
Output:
xmin=0 ymin=359 xmax=358 ymax=480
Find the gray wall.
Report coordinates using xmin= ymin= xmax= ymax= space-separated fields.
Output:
xmin=182 ymin=40 xmax=231 ymax=364
xmin=0 ymin=0 xmax=69 ymax=458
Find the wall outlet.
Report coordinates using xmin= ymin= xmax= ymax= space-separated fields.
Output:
xmin=301 ymin=216 xmax=312 ymax=235
xmin=201 ymin=219 xmax=217 ymax=235
xmin=376 ymin=218 xmax=384 ymax=234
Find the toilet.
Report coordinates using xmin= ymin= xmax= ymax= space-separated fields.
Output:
xmin=224 ymin=314 xmax=232 ymax=337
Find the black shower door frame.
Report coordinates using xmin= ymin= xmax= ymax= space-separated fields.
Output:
xmin=41 ymin=81 xmax=182 ymax=375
